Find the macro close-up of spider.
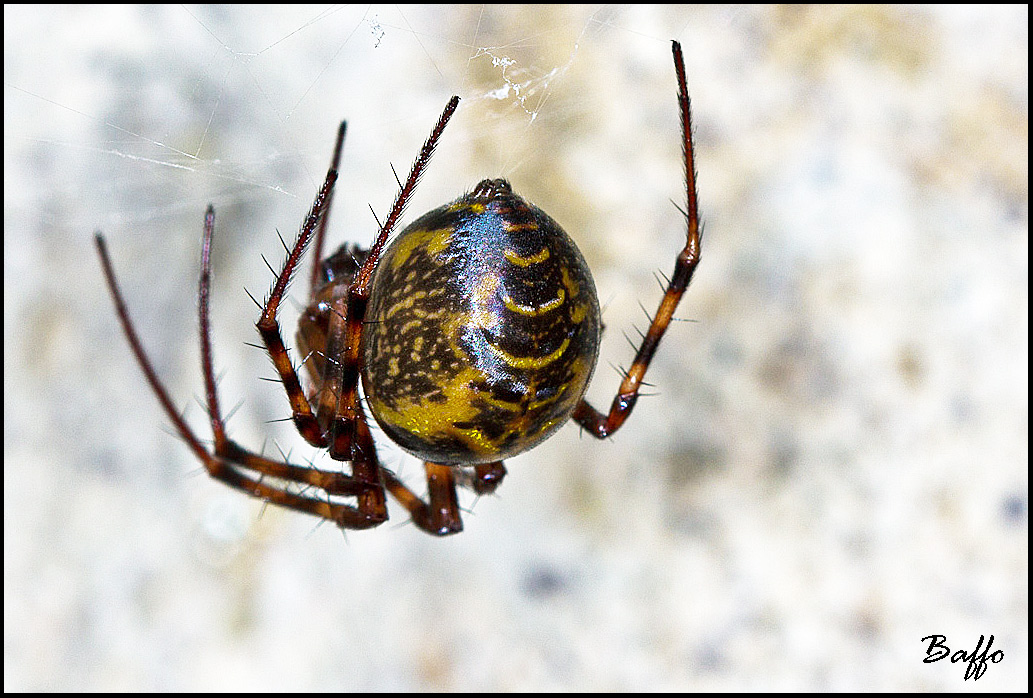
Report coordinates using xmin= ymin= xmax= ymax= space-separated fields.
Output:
xmin=94 ymin=40 xmax=701 ymax=536
xmin=8 ymin=4 xmax=1028 ymax=691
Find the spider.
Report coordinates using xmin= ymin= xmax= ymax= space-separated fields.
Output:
xmin=95 ymin=40 xmax=702 ymax=536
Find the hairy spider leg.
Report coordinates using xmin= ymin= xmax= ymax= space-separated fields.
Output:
xmin=96 ymin=194 xmax=390 ymax=529
xmin=254 ymin=173 xmax=339 ymax=448
xmin=308 ymin=120 xmax=347 ymax=296
xmin=573 ymin=40 xmax=703 ymax=439
xmin=329 ymin=97 xmax=474 ymax=534
xmin=260 ymin=96 xmax=472 ymax=534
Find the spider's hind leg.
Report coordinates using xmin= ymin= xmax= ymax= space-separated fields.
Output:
xmin=377 ymin=460 xmax=506 ymax=536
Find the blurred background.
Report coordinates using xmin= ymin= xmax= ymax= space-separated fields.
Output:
xmin=4 ymin=5 xmax=1027 ymax=691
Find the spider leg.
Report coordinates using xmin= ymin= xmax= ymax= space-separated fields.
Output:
xmin=199 ymin=202 xmax=383 ymax=525
xmin=303 ymin=96 xmax=463 ymax=532
xmin=573 ymin=40 xmax=702 ymax=439
xmin=255 ymin=170 xmax=339 ymax=447
xmin=376 ymin=460 xmax=506 ymax=536
xmin=470 ymin=461 xmax=507 ymax=495
xmin=306 ymin=290 xmax=388 ymax=528
xmin=325 ymin=96 xmax=459 ymax=462
xmin=308 ymin=120 xmax=348 ymax=296
xmin=381 ymin=463 xmax=464 ymax=536
xmin=96 ymin=225 xmax=387 ymax=529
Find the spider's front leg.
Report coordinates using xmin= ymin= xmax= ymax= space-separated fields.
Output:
xmin=253 ymin=169 xmax=390 ymax=526
xmin=574 ymin=40 xmax=702 ymax=439
xmin=320 ymin=95 xmax=466 ymax=535
xmin=255 ymin=171 xmax=339 ymax=448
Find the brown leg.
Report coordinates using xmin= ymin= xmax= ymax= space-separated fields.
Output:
xmin=198 ymin=200 xmax=386 ymax=524
xmin=254 ymin=170 xmax=338 ymax=447
xmin=469 ymin=461 xmax=507 ymax=495
xmin=314 ymin=96 xmax=465 ymax=535
xmin=574 ymin=40 xmax=702 ymax=439
xmin=327 ymin=97 xmax=460 ymax=461
xmin=311 ymin=97 xmax=463 ymax=530
xmin=379 ymin=460 xmax=505 ymax=536
xmin=308 ymin=120 xmax=348 ymax=296
xmin=382 ymin=463 xmax=463 ymax=536
xmin=96 ymin=222 xmax=386 ymax=529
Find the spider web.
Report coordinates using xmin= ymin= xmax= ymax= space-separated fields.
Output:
xmin=9 ymin=5 xmax=643 ymax=226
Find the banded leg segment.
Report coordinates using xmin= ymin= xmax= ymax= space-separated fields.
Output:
xmin=574 ymin=40 xmax=702 ymax=439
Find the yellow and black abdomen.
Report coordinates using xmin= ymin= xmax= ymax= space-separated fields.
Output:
xmin=362 ymin=179 xmax=601 ymax=465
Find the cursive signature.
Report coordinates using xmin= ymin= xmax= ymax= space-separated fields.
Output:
xmin=921 ymin=634 xmax=1003 ymax=681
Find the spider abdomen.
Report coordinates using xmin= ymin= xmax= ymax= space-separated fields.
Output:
xmin=362 ymin=178 xmax=601 ymax=465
